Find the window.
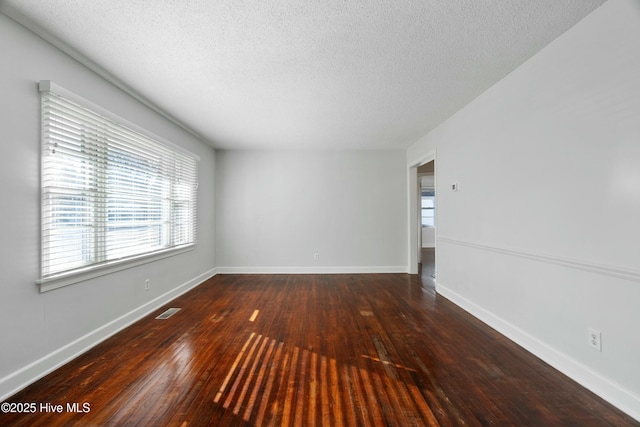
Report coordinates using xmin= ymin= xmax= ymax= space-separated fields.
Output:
xmin=421 ymin=189 xmax=435 ymax=227
xmin=39 ymin=81 xmax=198 ymax=288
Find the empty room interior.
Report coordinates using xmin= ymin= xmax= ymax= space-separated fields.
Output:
xmin=1 ymin=0 xmax=639 ymax=425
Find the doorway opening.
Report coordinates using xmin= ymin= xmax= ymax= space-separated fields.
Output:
xmin=417 ymin=160 xmax=436 ymax=287
xmin=407 ymin=158 xmax=436 ymax=288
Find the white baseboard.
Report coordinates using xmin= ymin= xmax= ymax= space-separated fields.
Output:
xmin=0 ymin=267 xmax=217 ymax=402
xmin=216 ymin=266 xmax=407 ymax=274
xmin=436 ymin=283 xmax=640 ymax=422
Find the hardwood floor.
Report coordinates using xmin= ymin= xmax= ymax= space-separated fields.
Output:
xmin=1 ymin=270 xmax=637 ymax=426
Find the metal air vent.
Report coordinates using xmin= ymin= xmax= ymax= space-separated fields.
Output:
xmin=156 ymin=307 xmax=181 ymax=319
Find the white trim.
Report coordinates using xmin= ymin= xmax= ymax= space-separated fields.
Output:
xmin=407 ymin=148 xmax=436 ymax=169
xmin=407 ymin=166 xmax=419 ymax=274
xmin=1 ymin=267 xmax=217 ymax=402
xmin=38 ymin=246 xmax=195 ymax=292
xmin=438 ymin=237 xmax=640 ymax=283
xmin=436 ymin=284 xmax=640 ymax=422
xmin=216 ymin=266 xmax=407 ymax=275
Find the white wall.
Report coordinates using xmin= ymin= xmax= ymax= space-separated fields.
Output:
xmin=421 ymin=228 xmax=435 ymax=248
xmin=216 ymin=150 xmax=407 ymax=272
xmin=407 ymin=0 xmax=640 ymax=418
xmin=0 ymin=14 xmax=216 ymax=400
xmin=420 ymin=175 xmax=434 ymax=188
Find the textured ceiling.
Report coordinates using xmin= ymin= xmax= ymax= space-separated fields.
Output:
xmin=2 ymin=0 xmax=606 ymax=150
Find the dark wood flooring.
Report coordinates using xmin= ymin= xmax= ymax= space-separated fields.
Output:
xmin=1 ymin=255 xmax=637 ymax=426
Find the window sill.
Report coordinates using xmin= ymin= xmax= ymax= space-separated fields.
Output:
xmin=37 ymin=245 xmax=195 ymax=293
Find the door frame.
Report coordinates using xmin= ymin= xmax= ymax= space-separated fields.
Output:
xmin=407 ymin=152 xmax=436 ymax=275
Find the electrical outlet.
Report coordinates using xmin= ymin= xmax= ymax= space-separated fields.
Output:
xmin=145 ymin=279 xmax=150 ymax=291
xmin=313 ymin=252 xmax=319 ymax=261
xmin=588 ymin=328 xmax=601 ymax=352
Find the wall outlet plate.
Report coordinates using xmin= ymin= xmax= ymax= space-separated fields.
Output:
xmin=588 ymin=328 xmax=602 ymax=352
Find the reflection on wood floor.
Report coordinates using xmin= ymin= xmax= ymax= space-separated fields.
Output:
xmin=1 ymin=272 xmax=636 ymax=426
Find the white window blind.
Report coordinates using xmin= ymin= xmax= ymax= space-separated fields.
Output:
xmin=39 ymin=82 xmax=197 ymax=285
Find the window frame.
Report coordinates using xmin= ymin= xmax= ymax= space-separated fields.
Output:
xmin=421 ymin=188 xmax=435 ymax=228
xmin=38 ymin=81 xmax=199 ymax=292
